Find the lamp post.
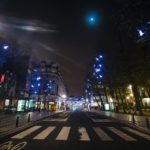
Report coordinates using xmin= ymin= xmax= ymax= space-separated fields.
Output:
xmin=61 ymin=94 xmax=67 ymax=111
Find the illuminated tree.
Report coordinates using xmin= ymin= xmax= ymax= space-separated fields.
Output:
xmin=92 ymin=54 xmax=103 ymax=82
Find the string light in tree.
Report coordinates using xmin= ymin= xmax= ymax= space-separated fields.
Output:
xmin=92 ymin=54 xmax=103 ymax=82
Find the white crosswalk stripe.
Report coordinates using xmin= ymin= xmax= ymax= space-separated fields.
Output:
xmin=44 ymin=118 xmax=68 ymax=122
xmin=10 ymin=126 xmax=150 ymax=141
xmin=56 ymin=127 xmax=71 ymax=141
xmin=93 ymin=127 xmax=113 ymax=141
xmin=33 ymin=126 xmax=56 ymax=140
xmin=108 ymin=127 xmax=136 ymax=141
xmin=92 ymin=119 xmax=114 ymax=123
xmin=78 ymin=127 xmax=90 ymax=141
xmin=123 ymin=127 xmax=150 ymax=140
xmin=11 ymin=126 xmax=42 ymax=139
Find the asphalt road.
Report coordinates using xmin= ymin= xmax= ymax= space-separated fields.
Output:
xmin=0 ymin=111 xmax=150 ymax=150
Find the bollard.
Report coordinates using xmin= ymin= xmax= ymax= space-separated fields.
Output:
xmin=16 ymin=116 xmax=19 ymax=127
xmin=146 ymin=118 xmax=150 ymax=128
xmin=28 ymin=114 xmax=31 ymax=123
xmin=132 ymin=114 xmax=135 ymax=124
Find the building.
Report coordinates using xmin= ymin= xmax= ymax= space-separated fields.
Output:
xmin=0 ymin=56 xmax=30 ymax=110
xmin=17 ymin=61 xmax=68 ymax=112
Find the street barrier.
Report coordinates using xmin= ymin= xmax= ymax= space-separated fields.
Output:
xmin=145 ymin=118 xmax=150 ymax=128
xmin=132 ymin=114 xmax=135 ymax=124
xmin=16 ymin=116 xmax=19 ymax=127
xmin=28 ymin=114 xmax=31 ymax=123
xmin=0 ymin=111 xmax=54 ymax=134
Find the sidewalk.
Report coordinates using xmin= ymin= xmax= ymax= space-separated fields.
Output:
xmin=0 ymin=110 xmax=62 ymax=135
xmin=92 ymin=110 xmax=150 ymax=129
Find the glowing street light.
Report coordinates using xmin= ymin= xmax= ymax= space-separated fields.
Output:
xmin=61 ymin=94 xmax=67 ymax=99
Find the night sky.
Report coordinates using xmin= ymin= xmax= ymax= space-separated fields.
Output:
xmin=0 ymin=0 xmax=138 ymax=96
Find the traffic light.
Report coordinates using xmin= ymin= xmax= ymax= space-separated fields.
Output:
xmin=0 ymin=73 xmax=5 ymax=83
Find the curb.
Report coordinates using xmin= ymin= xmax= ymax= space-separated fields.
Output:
xmin=91 ymin=111 xmax=150 ymax=135
xmin=0 ymin=111 xmax=62 ymax=140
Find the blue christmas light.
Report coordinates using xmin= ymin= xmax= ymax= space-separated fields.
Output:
xmin=31 ymin=84 xmax=34 ymax=88
xmin=147 ymin=21 xmax=150 ymax=25
xmin=33 ymin=69 xmax=38 ymax=72
xmin=99 ymin=75 xmax=103 ymax=78
xmin=95 ymin=68 xmax=101 ymax=72
xmin=137 ymin=29 xmax=144 ymax=37
xmin=96 ymin=57 xmax=99 ymax=61
xmin=3 ymin=45 xmax=9 ymax=50
xmin=99 ymin=55 xmax=103 ymax=58
xmin=92 ymin=54 xmax=104 ymax=81
xmin=36 ymin=77 xmax=41 ymax=81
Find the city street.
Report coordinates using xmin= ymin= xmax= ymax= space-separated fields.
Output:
xmin=0 ymin=1 xmax=150 ymax=150
xmin=0 ymin=111 xmax=150 ymax=150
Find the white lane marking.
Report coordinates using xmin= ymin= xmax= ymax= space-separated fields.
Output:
xmin=44 ymin=118 xmax=68 ymax=122
xmin=33 ymin=126 xmax=56 ymax=140
xmin=93 ymin=127 xmax=113 ymax=141
xmin=123 ymin=127 xmax=150 ymax=141
xmin=78 ymin=127 xmax=90 ymax=141
xmin=92 ymin=119 xmax=114 ymax=122
xmin=11 ymin=126 xmax=42 ymax=139
xmin=56 ymin=127 xmax=71 ymax=141
xmin=108 ymin=127 xmax=136 ymax=141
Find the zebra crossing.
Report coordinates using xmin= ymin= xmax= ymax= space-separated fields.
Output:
xmin=43 ymin=113 xmax=70 ymax=122
xmin=92 ymin=119 xmax=115 ymax=123
xmin=56 ymin=127 xmax=71 ymax=140
xmin=43 ymin=118 xmax=68 ymax=122
xmin=11 ymin=125 xmax=150 ymax=141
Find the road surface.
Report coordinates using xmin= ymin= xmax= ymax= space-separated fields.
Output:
xmin=0 ymin=111 xmax=150 ymax=150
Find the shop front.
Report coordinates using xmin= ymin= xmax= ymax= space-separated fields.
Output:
xmin=17 ymin=98 xmax=36 ymax=112
xmin=49 ymin=102 xmax=56 ymax=111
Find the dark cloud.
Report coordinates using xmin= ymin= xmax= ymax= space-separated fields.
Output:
xmin=0 ymin=0 xmax=133 ymax=96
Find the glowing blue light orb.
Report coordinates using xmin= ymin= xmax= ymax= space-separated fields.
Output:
xmin=147 ymin=21 xmax=150 ymax=25
xmin=85 ymin=11 xmax=101 ymax=27
xmin=31 ymin=85 xmax=34 ymax=88
xmin=99 ymin=55 xmax=103 ymax=58
xmin=90 ymin=17 xmax=94 ymax=22
xmin=137 ymin=29 xmax=144 ymax=37
xmin=100 ymin=75 xmax=103 ymax=78
xmin=36 ymin=77 xmax=41 ymax=81
xmin=96 ymin=57 xmax=99 ymax=61
xmin=33 ymin=69 xmax=38 ymax=72
xmin=95 ymin=68 xmax=101 ymax=73
xmin=3 ymin=45 xmax=9 ymax=50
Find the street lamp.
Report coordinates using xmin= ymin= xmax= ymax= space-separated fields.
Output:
xmin=61 ymin=94 xmax=67 ymax=99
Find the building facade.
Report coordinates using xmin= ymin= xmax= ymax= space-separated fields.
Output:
xmin=19 ymin=61 xmax=68 ymax=112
